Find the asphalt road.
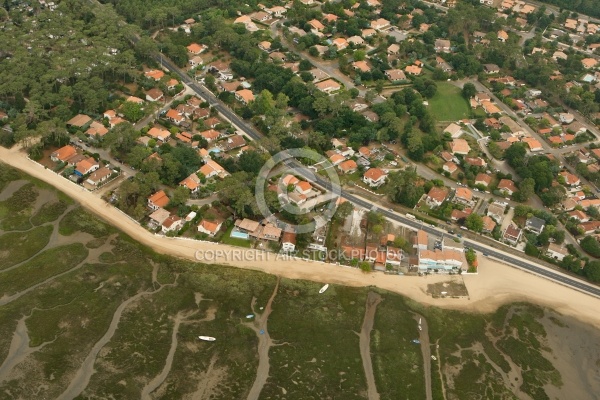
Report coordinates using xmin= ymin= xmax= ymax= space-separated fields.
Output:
xmin=152 ymin=54 xmax=600 ymax=300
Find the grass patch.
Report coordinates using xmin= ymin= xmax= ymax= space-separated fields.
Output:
xmin=371 ymin=291 xmax=425 ymax=399
xmin=59 ymin=207 xmax=112 ymax=237
xmin=0 ymin=182 xmax=38 ymax=231
xmin=0 ymin=225 xmax=53 ymax=270
xmin=0 ymin=164 xmax=21 ymax=192
xmin=428 ymin=82 xmax=470 ymax=121
xmin=261 ymin=280 xmax=368 ymax=399
xmin=0 ymin=243 xmax=88 ymax=297
xmin=31 ymin=200 xmax=69 ymax=226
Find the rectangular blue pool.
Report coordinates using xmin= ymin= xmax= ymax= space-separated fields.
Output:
xmin=230 ymin=230 xmax=249 ymax=240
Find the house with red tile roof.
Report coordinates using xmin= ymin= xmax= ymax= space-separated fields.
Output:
xmin=497 ymin=179 xmax=517 ymax=195
xmin=475 ymin=173 xmax=492 ymax=187
xmin=148 ymin=190 xmax=170 ymax=210
xmin=197 ymin=218 xmax=223 ymax=236
xmin=454 ymin=187 xmax=474 ymax=206
xmin=426 ymin=186 xmax=449 ymax=207
xmin=363 ymin=167 xmax=387 ymax=187
xmin=338 ymin=159 xmax=358 ymax=174
xmin=51 ymin=145 xmax=78 ymax=163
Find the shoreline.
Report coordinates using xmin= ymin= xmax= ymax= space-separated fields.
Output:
xmin=2 ymin=146 xmax=600 ymax=329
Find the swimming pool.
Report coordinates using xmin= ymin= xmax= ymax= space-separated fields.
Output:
xmin=230 ymin=230 xmax=249 ymax=240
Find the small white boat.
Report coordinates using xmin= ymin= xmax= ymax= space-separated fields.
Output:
xmin=198 ymin=336 xmax=216 ymax=342
xmin=319 ymin=284 xmax=329 ymax=294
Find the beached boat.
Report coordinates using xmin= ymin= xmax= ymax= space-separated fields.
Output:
xmin=319 ymin=284 xmax=329 ymax=293
xmin=198 ymin=336 xmax=216 ymax=342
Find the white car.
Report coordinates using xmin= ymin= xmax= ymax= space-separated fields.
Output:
xmin=431 ymin=355 xmax=437 ymax=361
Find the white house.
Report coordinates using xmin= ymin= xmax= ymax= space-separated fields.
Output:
xmin=197 ymin=219 xmax=223 ymax=236
xmin=362 ymin=167 xmax=387 ymax=187
xmin=162 ymin=215 xmax=184 ymax=234
xmin=281 ymin=231 xmax=296 ymax=252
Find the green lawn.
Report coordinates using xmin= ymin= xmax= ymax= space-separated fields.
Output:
xmin=428 ymin=82 xmax=471 ymax=121
xmin=220 ymin=225 xmax=253 ymax=248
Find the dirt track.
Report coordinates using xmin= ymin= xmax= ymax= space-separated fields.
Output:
xmin=358 ymin=292 xmax=382 ymax=400
xmin=4 ymin=147 xmax=600 ymax=329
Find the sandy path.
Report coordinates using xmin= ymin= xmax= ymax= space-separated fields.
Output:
xmin=56 ymin=279 xmax=177 ymax=400
xmin=358 ymin=291 xmax=381 ymax=400
xmin=3 ymin=148 xmax=600 ymax=329
xmin=434 ymin=339 xmax=446 ymax=400
xmin=245 ymin=277 xmax=280 ymax=400
xmin=414 ymin=314 xmax=432 ymax=400
xmin=141 ymin=312 xmax=185 ymax=400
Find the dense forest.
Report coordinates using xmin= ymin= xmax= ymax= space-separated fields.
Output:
xmin=537 ymin=0 xmax=600 ymax=19
xmin=99 ymin=0 xmax=254 ymax=30
xmin=0 ymin=0 xmax=144 ymax=145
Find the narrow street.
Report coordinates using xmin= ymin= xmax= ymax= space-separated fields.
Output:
xmin=271 ymin=23 xmax=366 ymax=97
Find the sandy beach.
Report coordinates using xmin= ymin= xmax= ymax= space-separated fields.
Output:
xmin=3 ymin=146 xmax=600 ymax=329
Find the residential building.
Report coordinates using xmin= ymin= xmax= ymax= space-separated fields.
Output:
xmin=75 ymin=157 xmax=99 ymax=176
xmin=51 ymin=145 xmax=77 ymax=163
xmin=487 ymin=203 xmax=505 ymax=222
xmin=568 ymin=210 xmax=589 ymax=222
xmin=475 ymin=173 xmax=492 ymax=187
xmin=426 ymin=186 xmax=449 ymax=207
xmin=197 ymin=219 xmax=223 ymax=236
xmin=482 ymin=216 xmax=496 ymax=233
xmin=454 ymin=187 xmax=474 ymax=206
xmin=66 ymin=114 xmax=92 ymax=128
xmin=546 ymin=243 xmax=568 ymax=261
xmin=149 ymin=208 xmax=170 ymax=227
xmin=363 ymin=167 xmax=387 ymax=187
xmin=503 ymin=224 xmax=522 ymax=245
xmin=443 ymin=161 xmax=458 ymax=174
xmin=385 ymin=69 xmax=407 ymax=81
xmin=148 ymin=190 xmax=170 ymax=210
xmin=560 ymin=171 xmax=580 ymax=186
xmin=86 ymin=167 xmax=112 ymax=186
xmin=235 ymin=89 xmax=255 ymax=104
xmin=523 ymin=137 xmax=543 ymax=152
xmin=497 ymin=179 xmax=517 ymax=196
xmin=413 ymin=230 xmax=428 ymax=250
xmin=145 ymin=88 xmax=164 ymax=102
xmin=499 ymin=115 xmax=524 ymax=136
xmin=405 ymin=65 xmax=422 ymax=75
xmin=525 ymin=216 xmax=545 ymax=234
xmin=443 ymin=123 xmax=463 ymax=138
xmin=200 ymin=160 xmax=227 ymax=179
xmin=338 ymin=159 xmax=358 ymax=174
xmin=371 ymin=18 xmax=390 ymax=31
xmin=162 ymin=215 xmax=184 ymax=234
xmin=484 ymin=64 xmax=500 ymax=74
xmin=281 ymin=231 xmax=297 ymax=252
xmin=450 ymin=138 xmax=470 ymax=155
xmin=435 ymin=38 xmax=451 ymax=52
xmin=315 ymin=79 xmax=341 ymax=93
xmin=417 ymin=249 xmax=463 ymax=272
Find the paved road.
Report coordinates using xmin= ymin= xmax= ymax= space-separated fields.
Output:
xmin=150 ymin=53 xmax=600 ymax=300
